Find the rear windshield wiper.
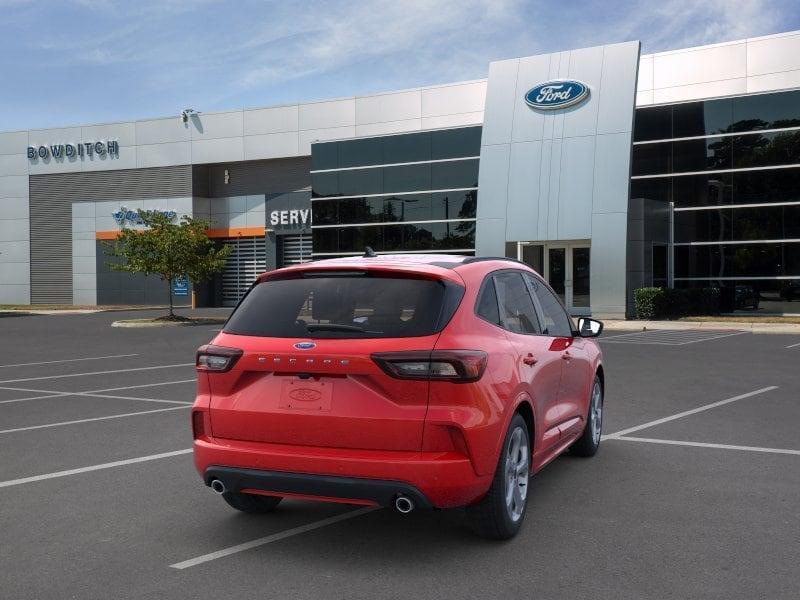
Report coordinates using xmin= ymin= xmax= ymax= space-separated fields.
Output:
xmin=305 ymin=323 xmax=371 ymax=333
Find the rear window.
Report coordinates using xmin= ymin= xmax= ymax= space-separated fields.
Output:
xmin=224 ymin=274 xmax=456 ymax=338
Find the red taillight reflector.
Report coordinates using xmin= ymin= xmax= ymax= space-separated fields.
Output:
xmin=191 ymin=410 xmax=206 ymax=439
xmin=371 ymin=350 xmax=488 ymax=383
xmin=196 ymin=344 xmax=243 ymax=372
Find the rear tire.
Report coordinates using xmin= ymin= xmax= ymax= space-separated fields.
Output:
xmin=467 ymin=413 xmax=530 ymax=540
xmin=571 ymin=375 xmax=603 ymax=457
xmin=221 ymin=492 xmax=282 ymax=514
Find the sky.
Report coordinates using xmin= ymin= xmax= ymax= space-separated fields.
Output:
xmin=1 ymin=0 xmax=799 ymax=131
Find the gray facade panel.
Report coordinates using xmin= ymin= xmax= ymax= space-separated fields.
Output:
xmin=478 ymin=41 xmax=640 ymax=317
xmin=205 ymin=157 xmax=311 ymax=197
xmin=29 ymin=165 xmax=192 ymax=304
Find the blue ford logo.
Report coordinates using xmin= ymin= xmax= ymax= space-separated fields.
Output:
xmin=524 ymin=80 xmax=589 ymax=110
xmin=294 ymin=342 xmax=316 ymax=350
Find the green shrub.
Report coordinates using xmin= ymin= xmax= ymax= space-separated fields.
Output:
xmin=633 ymin=286 xmax=720 ymax=319
xmin=633 ymin=287 xmax=663 ymax=319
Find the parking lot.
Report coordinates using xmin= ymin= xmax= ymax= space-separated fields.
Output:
xmin=1 ymin=310 xmax=798 ymax=600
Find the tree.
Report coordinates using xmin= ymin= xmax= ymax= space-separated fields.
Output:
xmin=106 ymin=210 xmax=231 ymax=319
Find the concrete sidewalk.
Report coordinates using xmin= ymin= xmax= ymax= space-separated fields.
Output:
xmin=602 ymin=319 xmax=800 ymax=334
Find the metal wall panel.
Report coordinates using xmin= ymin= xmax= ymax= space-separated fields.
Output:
xmin=28 ymin=165 xmax=192 ymax=304
xmin=477 ymin=41 xmax=640 ymax=318
xmin=206 ymin=157 xmax=310 ymax=197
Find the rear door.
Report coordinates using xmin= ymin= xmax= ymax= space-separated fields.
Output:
xmin=491 ymin=271 xmax=564 ymax=453
xmin=206 ymin=271 xmax=457 ymax=452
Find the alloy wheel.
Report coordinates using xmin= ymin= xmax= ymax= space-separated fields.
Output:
xmin=504 ymin=426 xmax=530 ymax=522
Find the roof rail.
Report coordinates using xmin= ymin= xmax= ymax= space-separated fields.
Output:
xmin=461 ymin=256 xmax=528 ymax=267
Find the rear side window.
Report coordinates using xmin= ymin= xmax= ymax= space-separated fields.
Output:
xmin=494 ymin=272 xmax=541 ymax=335
xmin=525 ymin=274 xmax=574 ymax=338
xmin=224 ymin=274 xmax=456 ymax=338
xmin=476 ymin=277 xmax=501 ymax=325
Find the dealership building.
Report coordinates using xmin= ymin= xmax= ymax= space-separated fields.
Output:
xmin=2 ymin=29 xmax=800 ymax=317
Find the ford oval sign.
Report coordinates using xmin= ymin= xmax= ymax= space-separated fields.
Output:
xmin=524 ymin=80 xmax=589 ymax=110
xmin=294 ymin=342 xmax=316 ymax=350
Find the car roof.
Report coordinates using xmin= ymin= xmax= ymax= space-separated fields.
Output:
xmin=260 ymin=254 xmax=537 ymax=285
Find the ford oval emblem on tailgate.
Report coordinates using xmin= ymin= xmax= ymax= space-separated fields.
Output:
xmin=294 ymin=342 xmax=316 ymax=350
xmin=288 ymin=388 xmax=323 ymax=402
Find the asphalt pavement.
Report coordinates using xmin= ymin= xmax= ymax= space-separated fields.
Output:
xmin=0 ymin=309 xmax=798 ymax=599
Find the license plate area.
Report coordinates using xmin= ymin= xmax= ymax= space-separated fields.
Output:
xmin=279 ymin=379 xmax=333 ymax=411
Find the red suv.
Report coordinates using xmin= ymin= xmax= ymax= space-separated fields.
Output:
xmin=192 ymin=254 xmax=604 ymax=539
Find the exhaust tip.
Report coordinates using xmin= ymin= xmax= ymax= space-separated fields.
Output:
xmin=210 ymin=479 xmax=226 ymax=495
xmin=394 ymin=495 xmax=414 ymax=514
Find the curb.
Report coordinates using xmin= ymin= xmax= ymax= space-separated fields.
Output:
xmin=111 ymin=318 xmax=226 ymax=328
xmin=602 ymin=319 xmax=800 ymax=335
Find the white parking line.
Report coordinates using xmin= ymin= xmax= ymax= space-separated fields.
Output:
xmin=0 ymin=449 xmax=193 ymax=488
xmin=170 ymin=507 xmax=378 ymax=569
xmin=600 ymin=329 xmax=747 ymax=346
xmin=0 ymin=391 xmax=70 ymax=405
xmin=0 ymin=353 xmax=138 ymax=368
xmin=612 ymin=436 xmax=800 ymax=456
xmin=0 ymin=405 xmax=190 ymax=435
xmin=0 ymin=378 xmax=196 ymax=405
xmin=786 ymin=342 xmax=800 ymax=349
xmin=0 ymin=363 xmax=195 ymax=385
xmin=604 ymin=386 xmax=778 ymax=439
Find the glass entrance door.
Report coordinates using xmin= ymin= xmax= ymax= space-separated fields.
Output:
xmin=514 ymin=242 xmax=590 ymax=315
xmin=548 ymin=247 xmax=567 ymax=304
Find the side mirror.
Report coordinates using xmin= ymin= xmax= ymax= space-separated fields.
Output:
xmin=577 ymin=317 xmax=603 ymax=338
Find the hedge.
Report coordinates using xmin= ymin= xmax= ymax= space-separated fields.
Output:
xmin=633 ymin=287 xmax=720 ymax=320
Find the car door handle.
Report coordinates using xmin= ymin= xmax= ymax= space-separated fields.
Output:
xmin=561 ymin=351 xmax=572 ymax=361
xmin=522 ymin=353 xmax=538 ymax=366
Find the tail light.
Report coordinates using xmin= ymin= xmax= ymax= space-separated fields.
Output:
xmin=191 ymin=410 xmax=206 ymax=439
xmin=196 ymin=345 xmax=243 ymax=372
xmin=371 ymin=350 xmax=488 ymax=383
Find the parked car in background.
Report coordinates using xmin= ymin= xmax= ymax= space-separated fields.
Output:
xmin=780 ymin=281 xmax=800 ymax=302
xmin=735 ymin=284 xmax=760 ymax=310
xmin=191 ymin=253 xmax=605 ymax=539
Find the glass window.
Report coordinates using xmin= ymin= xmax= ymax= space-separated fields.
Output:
xmin=338 ymin=168 xmax=382 ymax=196
xmin=732 ymin=90 xmax=800 ymax=132
xmin=475 ymin=276 xmax=500 ymax=326
xmin=383 ymin=132 xmax=431 ymax=164
xmin=674 ymin=209 xmax=730 ymax=243
xmin=672 ymin=173 xmax=733 ymax=208
xmin=634 ymin=106 xmax=672 ymax=142
xmin=431 ymin=159 xmax=479 ymax=189
xmin=311 ymin=199 xmax=338 ymax=225
xmin=674 ymin=242 xmax=800 ymax=278
xmin=733 ymin=130 xmax=800 ymax=169
xmin=311 ymin=141 xmax=338 ymax=170
xmin=630 ymin=177 xmax=672 ymax=203
xmin=311 ymin=172 xmax=340 ymax=198
xmin=672 ymin=98 xmax=733 ymax=137
xmin=673 ymin=136 xmax=732 ymax=173
xmin=431 ymin=190 xmax=477 ymax=220
xmin=493 ymin=271 xmax=541 ymax=334
xmin=653 ymin=244 xmax=668 ymax=287
xmin=526 ymin=274 xmax=574 ymax=337
xmin=312 ymin=228 xmax=338 ymax=253
xmin=339 ymin=138 xmax=383 ymax=168
xmin=631 ymin=142 xmax=671 ymax=176
xmin=225 ymin=275 xmax=449 ymax=339
xmin=676 ymin=278 xmax=800 ymax=314
xmin=733 ymin=168 xmax=800 ymax=205
xmin=386 ymin=194 xmax=431 ymax=222
xmin=431 ymin=127 xmax=482 ymax=159
xmin=383 ymin=163 xmax=431 ymax=193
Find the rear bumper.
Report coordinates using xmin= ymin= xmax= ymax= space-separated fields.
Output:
xmin=204 ymin=466 xmax=432 ymax=509
xmin=194 ymin=437 xmax=491 ymax=508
